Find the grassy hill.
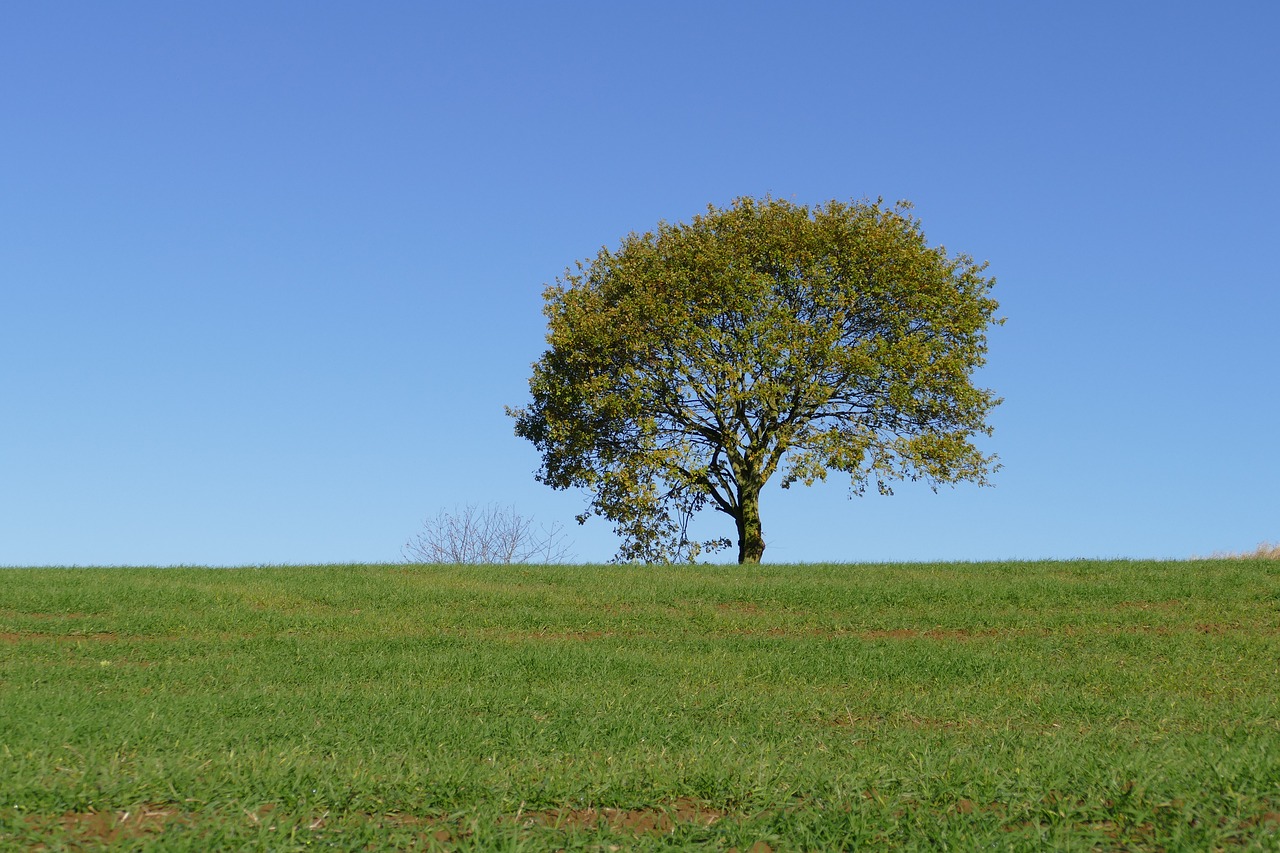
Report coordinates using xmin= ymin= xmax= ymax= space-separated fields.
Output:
xmin=1 ymin=560 xmax=1277 ymax=850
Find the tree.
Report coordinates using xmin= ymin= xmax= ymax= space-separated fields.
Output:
xmin=403 ymin=503 xmax=572 ymax=564
xmin=508 ymin=197 xmax=1001 ymax=564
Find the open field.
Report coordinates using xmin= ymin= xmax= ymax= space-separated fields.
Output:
xmin=1 ymin=560 xmax=1278 ymax=851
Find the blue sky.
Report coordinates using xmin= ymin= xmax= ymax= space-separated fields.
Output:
xmin=2 ymin=2 xmax=1276 ymax=566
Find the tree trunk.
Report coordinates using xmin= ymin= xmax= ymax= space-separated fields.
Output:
xmin=734 ymin=489 xmax=766 ymax=564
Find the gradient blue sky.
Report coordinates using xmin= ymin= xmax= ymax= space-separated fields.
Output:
xmin=3 ymin=2 xmax=1276 ymax=566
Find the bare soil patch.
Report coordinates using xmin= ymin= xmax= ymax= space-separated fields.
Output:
xmin=0 ymin=631 xmax=119 ymax=643
xmin=503 ymin=797 xmax=724 ymax=835
xmin=470 ymin=628 xmax=618 ymax=642
xmin=716 ymin=601 xmax=767 ymax=616
xmin=22 ymin=806 xmax=182 ymax=846
xmin=722 ymin=625 xmax=1004 ymax=641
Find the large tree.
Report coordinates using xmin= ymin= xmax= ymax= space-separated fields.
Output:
xmin=509 ymin=197 xmax=1001 ymax=564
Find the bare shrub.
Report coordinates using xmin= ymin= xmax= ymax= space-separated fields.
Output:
xmin=403 ymin=503 xmax=573 ymax=564
xmin=1225 ymin=542 xmax=1280 ymax=560
xmin=1199 ymin=541 xmax=1280 ymax=560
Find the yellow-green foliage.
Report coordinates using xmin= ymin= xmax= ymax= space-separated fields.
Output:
xmin=510 ymin=197 xmax=1002 ymax=564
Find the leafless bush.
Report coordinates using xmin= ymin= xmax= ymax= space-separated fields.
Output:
xmin=403 ymin=503 xmax=573 ymax=564
xmin=1198 ymin=537 xmax=1280 ymax=558
xmin=1204 ymin=541 xmax=1280 ymax=560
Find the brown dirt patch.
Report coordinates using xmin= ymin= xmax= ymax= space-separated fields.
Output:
xmin=716 ymin=601 xmax=767 ymax=615
xmin=825 ymin=710 xmax=985 ymax=731
xmin=857 ymin=627 xmax=1000 ymax=641
xmin=860 ymin=628 xmax=920 ymax=640
xmin=600 ymin=602 xmax=635 ymax=614
xmin=493 ymin=629 xmax=617 ymax=641
xmin=827 ymin=711 xmax=879 ymax=728
xmin=505 ymin=797 xmax=723 ymax=835
xmin=715 ymin=621 xmax=1274 ymax=641
xmin=0 ymin=631 xmax=119 ymax=643
xmin=721 ymin=625 xmax=1005 ymax=641
xmin=375 ymin=812 xmax=456 ymax=840
xmin=719 ymin=626 xmax=798 ymax=637
xmin=23 ymin=806 xmax=182 ymax=845
xmin=443 ymin=625 xmax=633 ymax=642
xmin=721 ymin=622 xmax=1008 ymax=635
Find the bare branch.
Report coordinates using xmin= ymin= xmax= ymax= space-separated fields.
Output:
xmin=403 ymin=504 xmax=574 ymax=564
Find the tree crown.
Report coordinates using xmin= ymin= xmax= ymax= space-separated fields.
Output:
xmin=509 ymin=197 xmax=1001 ymax=563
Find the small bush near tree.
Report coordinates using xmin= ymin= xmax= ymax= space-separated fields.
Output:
xmin=403 ymin=503 xmax=572 ymax=564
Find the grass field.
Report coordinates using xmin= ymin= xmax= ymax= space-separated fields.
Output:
xmin=1 ymin=560 xmax=1278 ymax=851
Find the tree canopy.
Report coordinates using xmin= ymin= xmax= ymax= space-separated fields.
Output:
xmin=509 ymin=197 xmax=1001 ymax=564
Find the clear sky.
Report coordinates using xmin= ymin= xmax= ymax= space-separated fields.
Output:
xmin=2 ymin=2 xmax=1276 ymax=566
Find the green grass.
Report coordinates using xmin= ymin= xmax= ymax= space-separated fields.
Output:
xmin=1 ymin=560 xmax=1278 ymax=850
